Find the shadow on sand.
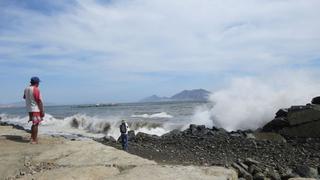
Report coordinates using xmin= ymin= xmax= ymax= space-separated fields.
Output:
xmin=2 ymin=135 xmax=30 ymax=143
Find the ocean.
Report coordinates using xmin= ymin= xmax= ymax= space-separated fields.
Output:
xmin=0 ymin=101 xmax=210 ymax=139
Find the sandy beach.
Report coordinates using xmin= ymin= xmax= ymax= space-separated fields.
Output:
xmin=0 ymin=125 xmax=237 ymax=180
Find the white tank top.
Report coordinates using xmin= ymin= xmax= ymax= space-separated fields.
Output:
xmin=24 ymin=86 xmax=42 ymax=112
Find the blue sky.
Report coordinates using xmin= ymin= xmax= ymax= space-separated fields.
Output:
xmin=0 ymin=0 xmax=320 ymax=104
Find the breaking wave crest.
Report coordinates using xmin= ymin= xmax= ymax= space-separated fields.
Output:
xmin=131 ymin=112 xmax=173 ymax=118
xmin=191 ymin=71 xmax=320 ymax=131
xmin=0 ymin=113 xmax=174 ymax=139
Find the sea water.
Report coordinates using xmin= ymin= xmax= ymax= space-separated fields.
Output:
xmin=0 ymin=101 xmax=209 ymax=139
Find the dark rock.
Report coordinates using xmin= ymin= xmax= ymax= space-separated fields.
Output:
xmin=238 ymin=162 xmax=249 ymax=171
xmin=189 ymin=124 xmax=197 ymax=135
xmin=128 ymin=130 xmax=135 ymax=141
xmin=70 ymin=118 xmax=79 ymax=128
xmin=212 ymin=126 xmax=219 ymax=131
xmin=249 ymin=165 xmax=263 ymax=175
xmin=294 ymin=165 xmax=318 ymax=178
xmin=266 ymin=169 xmax=281 ymax=180
xmin=311 ymin=96 xmax=320 ymax=105
xmin=287 ymin=105 xmax=320 ymax=126
xmin=206 ymin=130 xmax=216 ymax=136
xmin=162 ymin=129 xmax=182 ymax=139
xmin=275 ymin=109 xmax=289 ymax=118
xmin=187 ymin=124 xmax=211 ymax=136
xmin=280 ymin=120 xmax=320 ymax=138
xmin=232 ymin=162 xmax=253 ymax=180
xmin=244 ymin=158 xmax=260 ymax=166
xmin=218 ymin=128 xmax=228 ymax=135
xmin=289 ymin=105 xmax=310 ymax=112
xmin=262 ymin=118 xmax=289 ymax=132
xmin=253 ymin=132 xmax=286 ymax=143
xmin=280 ymin=168 xmax=296 ymax=180
xmin=197 ymin=125 xmax=206 ymax=131
xmin=135 ymin=132 xmax=159 ymax=140
xmin=253 ymin=172 xmax=265 ymax=180
xmin=230 ymin=131 xmax=243 ymax=137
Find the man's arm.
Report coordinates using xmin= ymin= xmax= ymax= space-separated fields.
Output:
xmin=33 ymin=87 xmax=45 ymax=117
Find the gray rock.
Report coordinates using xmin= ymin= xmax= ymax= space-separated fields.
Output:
xmin=232 ymin=162 xmax=253 ymax=180
xmin=294 ymin=166 xmax=318 ymax=178
xmin=128 ymin=130 xmax=135 ymax=141
xmin=189 ymin=124 xmax=197 ymax=135
xmin=266 ymin=169 xmax=281 ymax=180
xmin=102 ymin=136 xmax=116 ymax=143
xmin=249 ymin=165 xmax=263 ymax=175
xmin=311 ymin=96 xmax=320 ymax=105
xmin=253 ymin=132 xmax=286 ymax=143
xmin=135 ymin=132 xmax=160 ymax=140
xmin=275 ymin=108 xmax=289 ymax=118
xmin=262 ymin=118 xmax=289 ymax=132
xmin=253 ymin=172 xmax=265 ymax=180
xmin=162 ymin=129 xmax=181 ymax=138
xmin=262 ymin=100 xmax=320 ymax=138
xmin=281 ymin=168 xmax=294 ymax=178
xmin=244 ymin=158 xmax=260 ymax=166
xmin=238 ymin=162 xmax=249 ymax=171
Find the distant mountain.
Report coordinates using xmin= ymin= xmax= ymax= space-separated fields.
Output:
xmin=140 ymin=89 xmax=211 ymax=102
xmin=171 ymin=89 xmax=211 ymax=101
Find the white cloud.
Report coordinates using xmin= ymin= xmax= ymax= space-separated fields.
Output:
xmin=1 ymin=0 xmax=320 ymax=104
xmin=1 ymin=0 xmax=319 ymax=74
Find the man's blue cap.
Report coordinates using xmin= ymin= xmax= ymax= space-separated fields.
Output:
xmin=30 ymin=76 xmax=40 ymax=84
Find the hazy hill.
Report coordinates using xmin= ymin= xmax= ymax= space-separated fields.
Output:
xmin=140 ymin=89 xmax=211 ymax=102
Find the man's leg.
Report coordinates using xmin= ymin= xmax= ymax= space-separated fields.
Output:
xmin=31 ymin=123 xmax=39 ymax=144
xmin=33 ymin=124 xmax=38 ymax=143
xmin=124 ymin=134 xmax=128 ymax=151
xmin=29 ymin=113 xmax=34 ymax=142
xmin=31 ymin=125 xmax=36 ymax=143
xmin=121 ymin=134 xmax=125 ymax=150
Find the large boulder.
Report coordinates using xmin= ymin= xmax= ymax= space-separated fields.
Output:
xmin=262 ymin=101 xmax=320 ymax=138
xmin=135 ymin=132 xmax=160 ymax=141
xmin=311 ymin=96 xmax=320 ymax=105
xmin=262 ymin=118 xmax=289 ymax=132
xmin=162 ymin=129 xmax=181 ymax=138
xmin=294 ymin=166 xmax=318 ymax=179
xmin=128 ymin=130 xmax=135 ymax=141
xmin=187 ymin=124 xmax=210 ymax=136
xmin=275 ymin=109 xmax=289 ymax=118
xmin=287 ymin=105 xmax=320 ymax=126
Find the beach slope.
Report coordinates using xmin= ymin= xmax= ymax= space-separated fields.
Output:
xmin=0 ymin=126 xmax=237 ymax=180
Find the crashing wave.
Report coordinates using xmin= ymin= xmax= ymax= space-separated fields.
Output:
xmin=0 ymin=113 xmax=175 ymax=139
xmin=131 ymin=112 xmax=173 ymax=118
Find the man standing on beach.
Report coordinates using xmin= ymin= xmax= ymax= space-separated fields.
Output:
xmin=119 ymin=120 xmax=129 ymax=151
xmin=23 ymin=77 xmax=45 ymax=144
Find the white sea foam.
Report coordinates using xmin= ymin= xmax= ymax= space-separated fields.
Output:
xmin=192 ymin=71 xmax=320 ymax=131
xmin=0 ymin=113 xmax=173 ymax=139
xmin=131 ymin=112 xmax=173 ymax=118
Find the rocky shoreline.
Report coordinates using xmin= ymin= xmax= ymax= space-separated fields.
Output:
xmin=96 ymin=125 xmax=320 ymax=180
xmin=96 ymin=97 xmax=320 ymax=180
xmin=2 ymin=97 xmax=320 ymax=180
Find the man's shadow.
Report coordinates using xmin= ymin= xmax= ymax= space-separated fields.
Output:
xmin=2 ymin=135 xmax=30 ymax=143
